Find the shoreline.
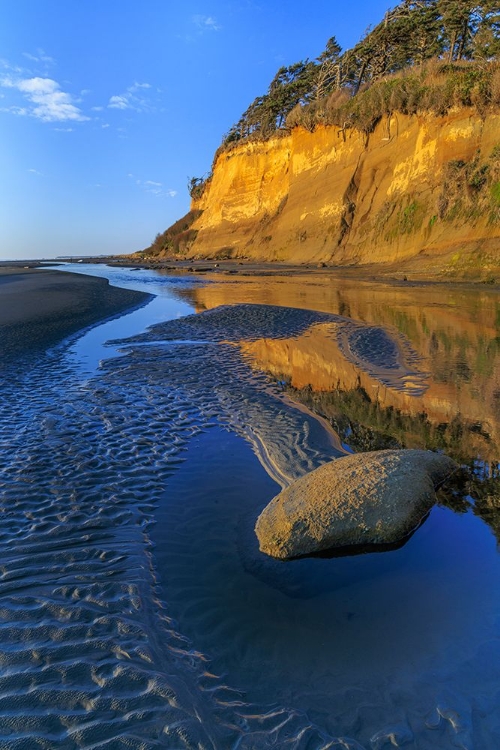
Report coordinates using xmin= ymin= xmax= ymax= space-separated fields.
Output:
xmin=0 ymin=267 xmax=151 ymax=361
xmin=4 ymin=256 xmax=500 ymax=291
xmin=53 ymin=255 xmax=500 ymax=292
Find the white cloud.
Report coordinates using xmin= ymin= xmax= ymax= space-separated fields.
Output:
xmin=108 ymin=82 xmax=153 ymax=112
xmin=193 ymin=14 xmax=221 ymax=31
xmin=135 ymin=178 xmax=177 ymax=198
xmin=28 ymin=168 xmax=42 ymax=175
xmin=108 ymin=95 xmax=128 ymax=110
xmin=0 ymin=105 xmax=28 ymax=116
xmin=0 ymin=75 xmax=89 ymax=122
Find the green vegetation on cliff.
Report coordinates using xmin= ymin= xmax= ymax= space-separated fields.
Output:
xmin=146 ymin=209 xmax=202 ymax=257
xmin=223 ymin=0 xmax=499 ymax=146
xmin=143 ymin=0 xmax=499 ymax=260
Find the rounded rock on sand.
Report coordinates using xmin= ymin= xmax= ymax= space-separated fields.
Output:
xmin=255 ymin=449 xmax=457 ymax=559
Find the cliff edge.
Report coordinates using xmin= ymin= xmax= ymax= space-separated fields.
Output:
xmin=178 ymin=109 xmax=499 ymax=278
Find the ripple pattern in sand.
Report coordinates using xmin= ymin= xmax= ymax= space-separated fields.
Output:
xmin=336 ymin=322 xmax=429 ymax=395
xmin=0 ymin=356 xmax=227 ymax=748
xmin=120 ymin=304 xmax=430 ymax=398
xmin=0 ymin=301 xmax=489 ymax=749
xmin=0 ymin=334 xmax=347 ymax=748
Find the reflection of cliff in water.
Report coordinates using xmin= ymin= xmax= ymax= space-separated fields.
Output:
xmin=179 ymin=273 xmax=500 ymax=463
xmin=177 ymin=273 xmax=500 ymax=543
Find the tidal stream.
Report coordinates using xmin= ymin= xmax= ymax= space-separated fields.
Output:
xmin=0 ymin=263 xmax=499 ymax=749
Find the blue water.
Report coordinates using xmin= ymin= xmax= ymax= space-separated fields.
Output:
xmin=0 ymin=262 xmax=498 ymax=749
xmin=58 ymin=263 xmax=196 ymax=376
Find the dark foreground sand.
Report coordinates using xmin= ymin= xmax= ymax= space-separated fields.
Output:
xmin=0 ymin=268 xmax=150 ymax=360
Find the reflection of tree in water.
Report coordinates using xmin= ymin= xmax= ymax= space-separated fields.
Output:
xmin=287 ymin=383 xmax=495 ymax=460
xmin=285 ymin=382 xmax=500 ymax=546
xmin=439 ymin=466 xmax=500 ymax=547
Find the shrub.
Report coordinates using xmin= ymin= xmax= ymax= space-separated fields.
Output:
xmin=221 ymin=60 xmax=500 ymax=148
xmin=439 ymin=146 xmax=500 ymax=225
xmin=491 ymin=182 xmax=500 ymax=205
xmin=491 ymin=70 xmax=500 ymax=106
xmin=145 ymin=209 xmax=203 ymax=257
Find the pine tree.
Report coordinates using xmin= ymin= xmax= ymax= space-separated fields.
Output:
xmin=222 ymin=0 xmax=499 ymax=148
xmin=473 ymin=1 xmax=500 ymax=61
xmin=314 ymin=37 xmax=343 ymax=99
xmin=439 ymin=0 xmax=478 ymax=61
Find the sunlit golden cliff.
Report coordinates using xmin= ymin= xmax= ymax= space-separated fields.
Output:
xmin=184 ymin=110 xmax=500 ymax=277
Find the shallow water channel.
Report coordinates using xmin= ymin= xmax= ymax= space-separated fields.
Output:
xmin=1 ymin=263 xmax=499 ymax=749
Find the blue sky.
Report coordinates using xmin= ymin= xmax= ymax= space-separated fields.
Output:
xmin=1 ymin=1 xmax=390 ymax=260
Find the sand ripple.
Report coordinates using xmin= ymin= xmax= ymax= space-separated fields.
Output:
xmin=0 ymin=326 xmax=346 ymax=747
xmin=0 ymin=302 xmax=485 ymax=748
xmin=120 ymin=304 xmax=429 ymax=398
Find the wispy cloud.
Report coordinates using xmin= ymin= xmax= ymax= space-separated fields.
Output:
xmin=108 ymin=82 xmax=152 ymax=112
xmin=0 ymin=76 xmax=89 ymax=122
xmin=0 ymin=59 xmax=26 ymax=75
xmin=22 ymin=48 xmax=55 ymax=66
xmin=130 ymin=174 xmax=177 ymax=198
xmin=28 ymin=168 xmax=43 ymax=175
xmin=192 ymin=14 xmax=221 ymax=31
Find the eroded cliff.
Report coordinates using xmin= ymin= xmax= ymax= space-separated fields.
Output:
xmin=181 ymin=109 xmax=500 ymax=277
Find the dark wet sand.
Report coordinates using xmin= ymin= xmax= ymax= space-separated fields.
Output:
xmin=0 ymin=268 xmax=150 ymax=360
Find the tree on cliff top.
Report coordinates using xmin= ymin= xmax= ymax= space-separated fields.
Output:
xmin=222 ymin=0 xmax=499 ymax=147
xmin=224 ymin=59 xmax=318 ymax=142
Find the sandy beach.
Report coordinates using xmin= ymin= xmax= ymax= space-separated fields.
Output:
xmin=0 ymin=267 xmax=150 ymax=360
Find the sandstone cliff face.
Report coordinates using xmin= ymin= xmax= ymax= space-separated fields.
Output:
xmin=188 ymin=110 xmax=500 ymax=276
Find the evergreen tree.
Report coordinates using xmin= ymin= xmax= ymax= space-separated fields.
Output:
xmin=222 ymin=0 xmax=499 ymax=147
xmin=314 ymin=37 xmax=343 ymax=99
xmin=473 ymin=1 xmax=500 ymax=61
xmin=266 ymin=60 xmax=318 ymax=128
xmin=439 ymin=0 xmax=478 ymax=61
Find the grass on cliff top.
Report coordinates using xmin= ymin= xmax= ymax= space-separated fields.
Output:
xmin=215 ymin=60 xmax=500 ymax=160
xmin=286 ymin=59 xmax=500 ymax=135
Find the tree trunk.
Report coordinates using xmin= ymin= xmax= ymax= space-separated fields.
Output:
xmin=448 ymin=30 xmax=457 ymax=62
xmin=354 ymin=60 xmax=368 ymax=94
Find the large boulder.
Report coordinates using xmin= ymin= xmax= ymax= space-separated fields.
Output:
xmin=255 ymin=449 xmax=457 ymax=559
